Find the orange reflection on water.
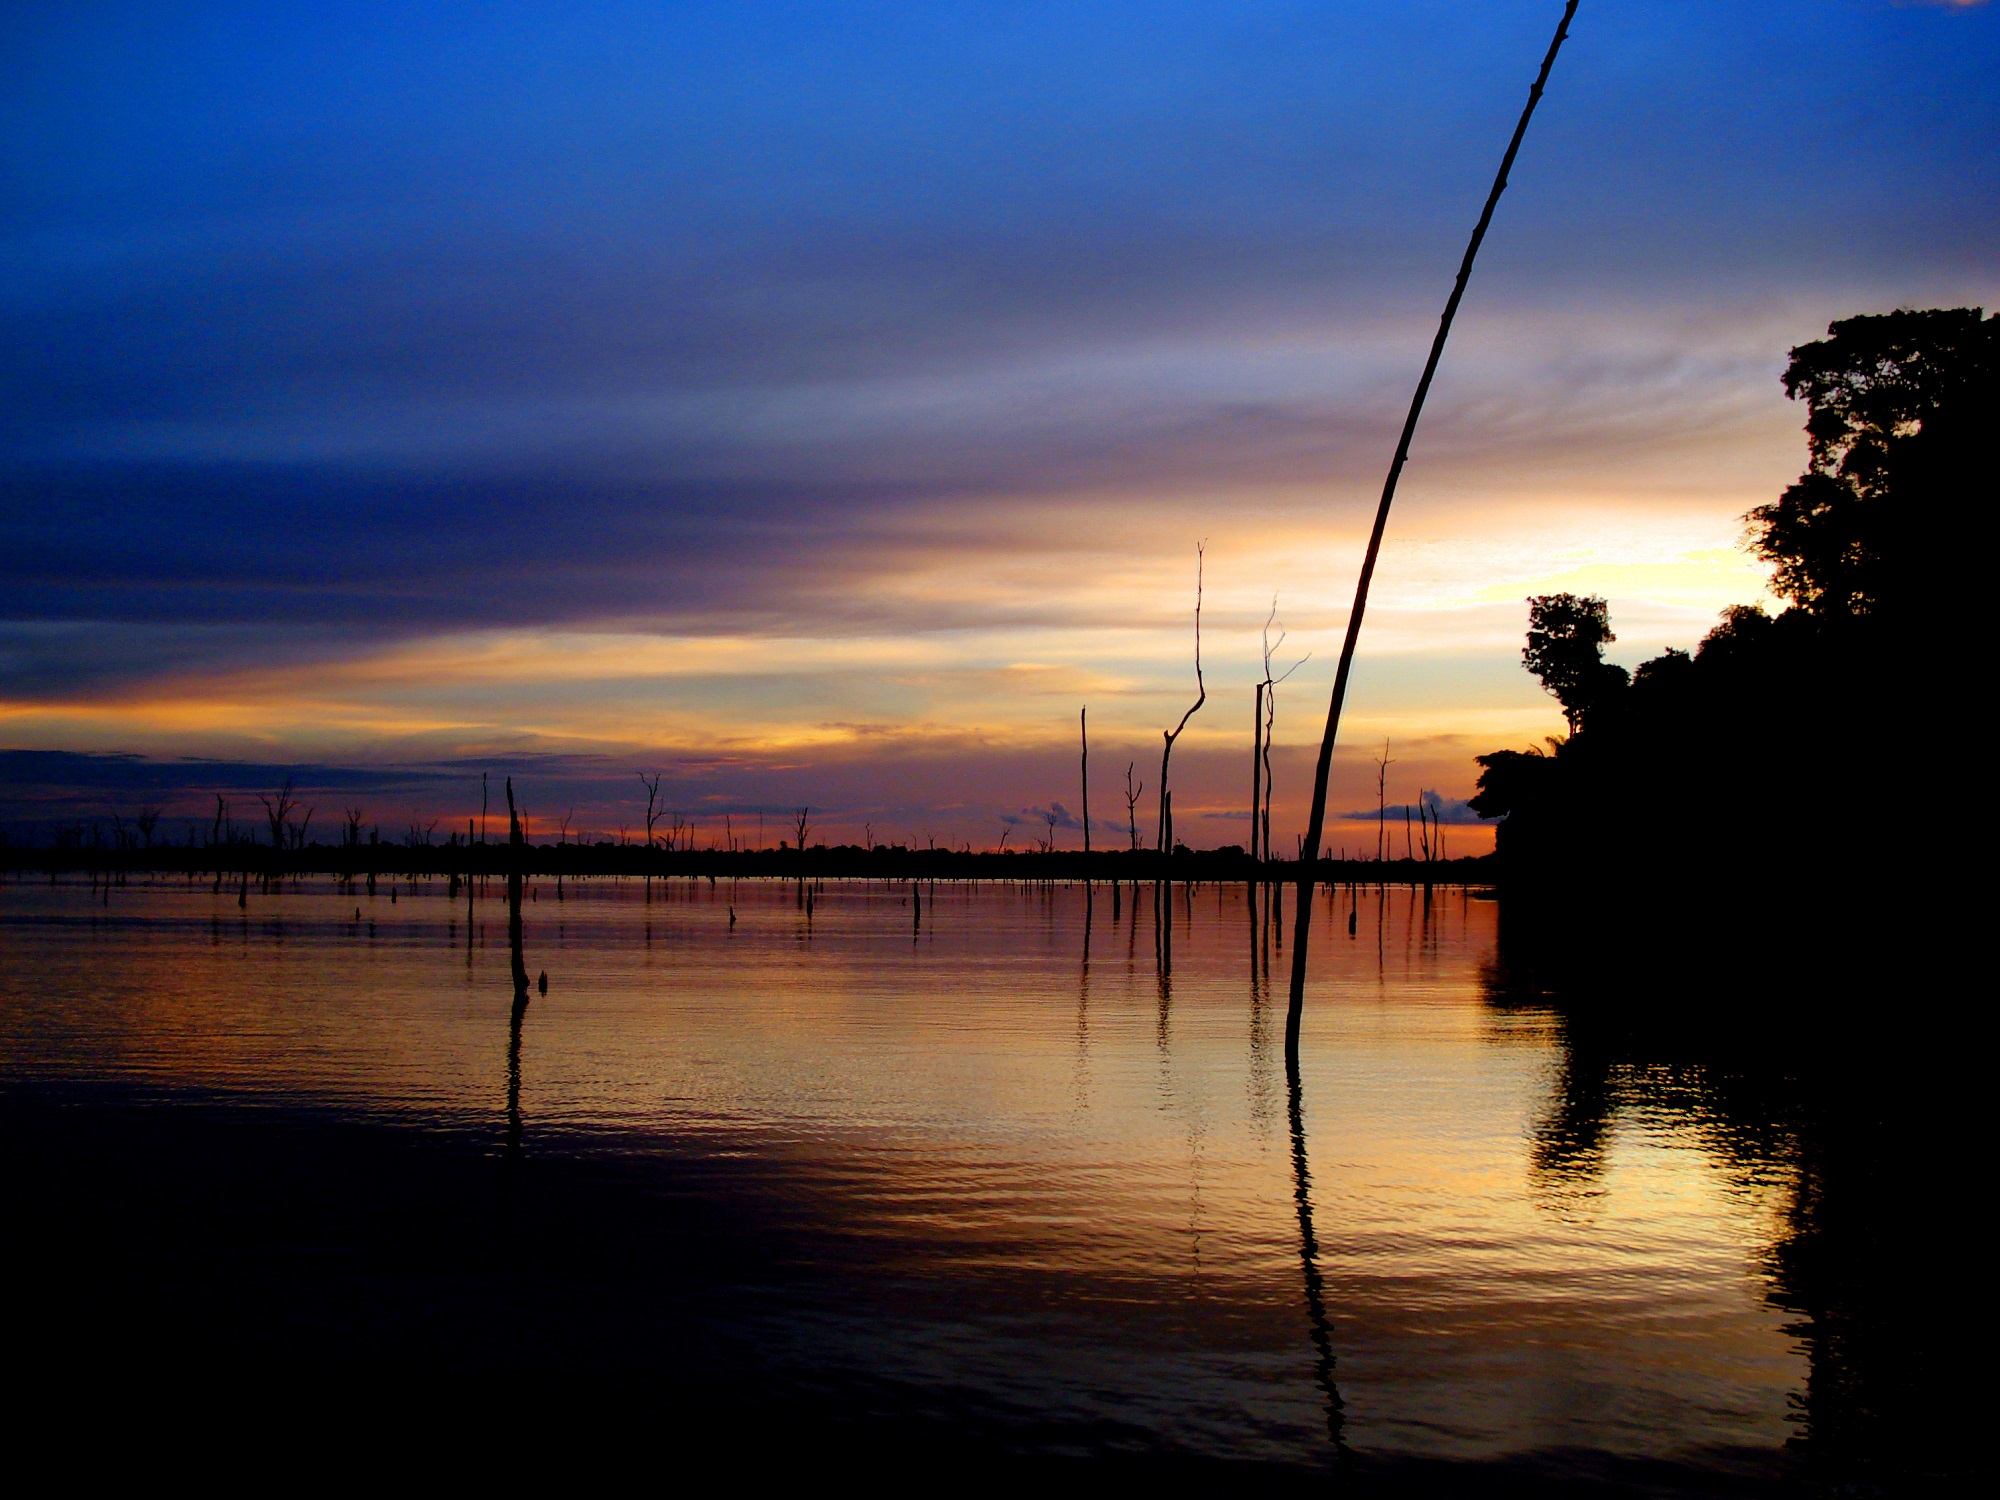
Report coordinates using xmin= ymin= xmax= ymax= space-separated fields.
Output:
xmin=0 ymin=876 xmax=1802 ymax=1470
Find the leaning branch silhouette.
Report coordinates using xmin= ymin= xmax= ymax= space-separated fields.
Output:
xmin=1285 ymin=0 xmax=1581 ymax=1053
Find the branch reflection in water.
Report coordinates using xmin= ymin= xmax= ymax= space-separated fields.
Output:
xmin=6 ymin=877 xmax=1889 ymax=1485
xmin=505 ymin=777 xmax=532 ymax=1166
xmin=1074 ymin=881 xmax=1093 ymax=1110
xmin=1480 ymin=908 xmax=1975 ymax=1490
xmin=1286 ymin=1044 xmax=1347 ymax=1454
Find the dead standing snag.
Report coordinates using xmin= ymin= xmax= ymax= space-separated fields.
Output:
xmin=257 ymin=776 xmax=301 ymax=851
xmin=1157 ymin=543 xmax=1206 ymax=854
xmin=505 ymin=776 xmax=531 ymax=1004
xmin=1079 ymin=706 xmax=1091 ymax=856
xmin=1286 ymin=1 xmax=1581 ymax=1052
xmin=1253 ymin=598 xmax=1309 ymax=862
xmin=639 ymin=772 xmax=664 ymax=848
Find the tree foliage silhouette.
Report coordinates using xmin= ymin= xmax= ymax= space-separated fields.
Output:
xmin=1473 ymin=306 xmax=1993 ymax=895
xmin=1522 ymin=593 xmax=1627 ymax=734
xmin=1751 ymin=307 xmax=1994 ymax=618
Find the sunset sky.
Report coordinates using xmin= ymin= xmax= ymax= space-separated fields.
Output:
xmin=4 ymin=0 xmax=1995 ymax=849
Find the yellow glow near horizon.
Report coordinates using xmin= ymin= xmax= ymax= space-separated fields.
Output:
xmin=1 ymin=511 xmax=1763 ymax=757
xmin=0 ymin=467 xmax=1781 ymax=852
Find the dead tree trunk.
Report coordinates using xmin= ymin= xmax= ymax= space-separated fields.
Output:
xmin=1157 ymin=543 xmax=1206 ymax=854
xmin=1080 ymin=705 xmax=1091 ymax=856
xmin=1251 ymin=681 xmax=1265 ymax=861
xmin=257 ymin=776 xmax=299 ymax=853
xmin=1375 ymin=742 xmax=1395 ymax=864
xmin=639 ymin=772 xmax=663 ymax=849
xmin=1256 ymin=599 xmax=1308 ymax=864
xmin=1262 ymin=690 xmax=1275 ymax=864
xmin=505 ymin=776 xmax=531 ymax=1005
xmin=1287 ymin=0 xmax=1580 ymax=1052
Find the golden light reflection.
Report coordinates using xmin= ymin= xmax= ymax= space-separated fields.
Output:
xmin=0 ymin=878 xmax=1806 ymax=1464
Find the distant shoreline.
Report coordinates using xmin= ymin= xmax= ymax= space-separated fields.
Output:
xmin=2 ymin=844 xmax=1496 ymax=886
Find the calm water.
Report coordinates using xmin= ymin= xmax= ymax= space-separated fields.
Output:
xmin=0 ymin=875 xmax=1928 ymax=1485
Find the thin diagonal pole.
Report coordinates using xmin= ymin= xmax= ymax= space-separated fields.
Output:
xmin=1286 ymin=2 xmax=1580 ymax=1053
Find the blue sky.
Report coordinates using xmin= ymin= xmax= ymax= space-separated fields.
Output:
xmin=3 ymin=1 xmax=1994 ymax=844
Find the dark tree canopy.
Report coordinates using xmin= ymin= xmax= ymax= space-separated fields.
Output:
xmin=1694 ymin=604 xmax=1774 ymax=665
xmin=1468 ymin=744 xmax=1557 ymax=822
xmin=1750 ymin=306 xmax=1994 ymax=617
xmin=1474 ymin=307 xmax=1985 ymax=897
xmin=1521 ymin=593 xmax=1628 ymax=734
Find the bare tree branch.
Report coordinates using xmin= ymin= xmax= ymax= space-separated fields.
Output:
xmin=1156 ymin=542 xmax=1206 ymax=853
xmin=638 ymin=772 xmax=664 ymax=849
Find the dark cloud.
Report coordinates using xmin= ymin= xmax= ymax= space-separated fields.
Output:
xmin=999 ymin=802 xmax=1088 ymax=833
xmin=1335 ymin=792 xmax=1488 ymax=826
xmin=0 ymin=748 xmax=461 ymax=833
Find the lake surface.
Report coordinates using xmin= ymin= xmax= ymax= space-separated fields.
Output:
xmin=0 ymin=875 xmax=1950 ymax=1489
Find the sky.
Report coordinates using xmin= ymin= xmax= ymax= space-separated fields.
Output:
xmin=3 ymin=0 xmax=1995 ymax=850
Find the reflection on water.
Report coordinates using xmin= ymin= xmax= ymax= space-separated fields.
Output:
xmin=1287 ymin=1040 xmax=1347 ymax=1454
xmin=0 ymin=875 xmax=1953 ymax=1484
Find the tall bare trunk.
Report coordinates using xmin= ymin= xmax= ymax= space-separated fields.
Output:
xmin=1157 ymin=544 xmax=1206 ymax=854
xmin=1251 ymin=682 xmax=1265 ymax=861
xmin=1080 ymin=705 xmax=1091 ymax=856
xmin=1262 ymin=695 xmax=1274 ymax=870
xmin=506 ymin=776 xmax=530 ymax=1004
xmin=1287 ymin=0 xmax=1580 ymax=1053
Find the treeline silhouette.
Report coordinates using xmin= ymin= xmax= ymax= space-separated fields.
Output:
xmin=1470 ymin=307 xmax=1990 ymax=903
xmin=6 ymin=753 xmax=1494 ymax=889
xmin=7 ymin=832 xmax=1492 ymax=888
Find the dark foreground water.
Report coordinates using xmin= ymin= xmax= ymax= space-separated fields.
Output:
xmin=0 ymin=876 xmax=1972 ymax=1491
